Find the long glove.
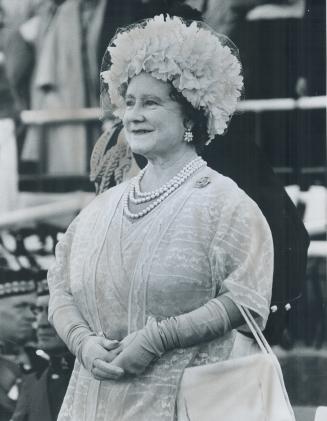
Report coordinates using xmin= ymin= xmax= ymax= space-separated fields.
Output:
xmin=109 ymin=294 xmax=240 ymax=376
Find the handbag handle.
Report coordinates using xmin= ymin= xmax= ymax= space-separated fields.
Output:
xmin=236 ymin=305 xmax=273 ymax=355
xmin=237 ymin=304 xmax=296 ymax=420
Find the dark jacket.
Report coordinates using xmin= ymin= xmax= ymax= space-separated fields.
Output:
xmin=0 ymin=356 xmax=21 ymax=421
xmin=0 ymin=349 xmax=47 ymax=421
xmin=11 ymin=353 xmax=74 ymax=421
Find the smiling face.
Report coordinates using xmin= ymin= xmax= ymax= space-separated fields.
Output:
xmin=122 ymin=73 xmax=190 ymax=161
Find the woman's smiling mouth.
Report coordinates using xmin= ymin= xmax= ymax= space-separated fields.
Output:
xmin=131 ymin=129 xmax=153 ymax=134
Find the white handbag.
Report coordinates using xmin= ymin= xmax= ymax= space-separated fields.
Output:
xmin=178 ymin=306 xmax=296 ymax=421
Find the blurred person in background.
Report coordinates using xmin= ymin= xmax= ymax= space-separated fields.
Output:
xmin=0 ymin=1 xmax=21 ymax=212
xmin=3 ymin=0 xmax=68 ymax=170
xmin=11 ymin=275 xmax=74 ymax=421
xmin=4 ymin=0 xmax=65 ymax=113
xmin=0 ymin=0 xmax=45 ymax=35
xmin=0 ymin=1 xmax=15 ymax=119
xmin=0 ymin=269 xmax=38 ymax=421
xmin=0 ymin=0 xmax=49 ymax=112
xmin=4 ymin=0 xmax=149 ymax=177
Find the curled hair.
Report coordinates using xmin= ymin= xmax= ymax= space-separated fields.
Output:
xmin=168 ymin=85 xmax=208 ymax=153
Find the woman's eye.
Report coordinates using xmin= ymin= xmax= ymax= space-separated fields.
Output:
xmin=125 ymin=100 xmax=134 ymax=107
xmin=144 ymin=100 xmax=157 ymax=106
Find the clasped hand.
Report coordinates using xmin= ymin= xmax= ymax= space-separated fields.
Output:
xmin=83 ymin=298 xmax=233 ymax=380
xmin=108 ymin=328 xmax=159 ymax=376
xmin=82 ymin=321 xmax=161 ymax=380
xmin=81 ymin=336 xmax=124 ymax=381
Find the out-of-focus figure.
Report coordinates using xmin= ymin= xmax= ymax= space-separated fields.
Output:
xmin=11 ymin=276 xmax=74 ymax=421
xmin=5 ymin=0 xmax=148 ymax=176
xmin=0 ymin=269 xmax=37 ymax=421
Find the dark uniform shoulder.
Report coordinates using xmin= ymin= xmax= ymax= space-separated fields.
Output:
xmin=0 ymin=356 xmax=23 ymax=420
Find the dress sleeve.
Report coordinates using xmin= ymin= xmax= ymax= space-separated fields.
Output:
xmin=210 ymin=193 xmax=274 ymax=330
xmin=47 ymin=216 xmax=94 ymax=360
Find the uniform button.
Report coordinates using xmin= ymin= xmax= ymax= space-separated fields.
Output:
xmin=51 ymin=373 xmax=60 ymax=380
xmin=270 ymin=305 xmax=278 ymax=313
xmin=23 ymin=364 xmax=31 ymax=371
xmin=285 ymin=303 xmax=291 ymax=311
xmin=8 ymin=384 xmax=19 ymax=401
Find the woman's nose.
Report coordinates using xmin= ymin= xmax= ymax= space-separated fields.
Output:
xmin=124 ymin=103 xmax=145 ymax=123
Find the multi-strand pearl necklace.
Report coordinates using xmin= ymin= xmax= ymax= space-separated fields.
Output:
xmin=123 ymin=157 xmax=206 ymax=219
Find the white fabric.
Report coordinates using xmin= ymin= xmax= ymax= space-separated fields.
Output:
xmin=19 ymin=16 xmax=41 ymax=43
xmin=246 ymin=1 xmax=305 ymax=21
xmin=0 ymin=119 xmax=18 ymax=214
xmin=48 ymin=167 xmax=274 ymax=421
xmin=315 ymin=407 xmax=327 ymax=421
xmin=301 ymin=186 xmax=327 ymax=235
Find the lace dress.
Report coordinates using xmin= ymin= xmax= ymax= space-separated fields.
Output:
xmin=48 ymin=166 xmax=273 ymax=421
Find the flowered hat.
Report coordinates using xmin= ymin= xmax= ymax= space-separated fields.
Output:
xmin=100 ymin=14 xmax=243 ymax=144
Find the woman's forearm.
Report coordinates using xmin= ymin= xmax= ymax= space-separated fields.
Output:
xmin=106 ymin=294 xmax=242 ymax=376
xmin=154 ymin=293 xmax=242 ymax=350
xmin=51 ymin=303 xmax=94 ymax=361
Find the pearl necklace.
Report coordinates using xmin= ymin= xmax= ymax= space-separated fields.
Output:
xmin=124 ymin=157 xmax=206 ymax=219
xmin=130 ymin=156 xmax=203 ymax=204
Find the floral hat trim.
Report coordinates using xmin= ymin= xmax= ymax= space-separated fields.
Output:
xmin=101 ymin=15 xmax=243 ymax=144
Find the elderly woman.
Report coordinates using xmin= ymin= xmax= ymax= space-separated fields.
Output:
xmin=48 ymin=14 xmax=274 ymax=421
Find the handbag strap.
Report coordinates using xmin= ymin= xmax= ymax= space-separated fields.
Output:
xmin=237 ymin=305 xmax=296 ymax=420
xmin=237 ymin=305 xmax=272 ymax=355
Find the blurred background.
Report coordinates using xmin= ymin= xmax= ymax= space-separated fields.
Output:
xmin=0 ymin=1 xmax=326 ymax=420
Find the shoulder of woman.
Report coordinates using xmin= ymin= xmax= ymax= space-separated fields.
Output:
xmin=197 ymin=167 xmax=265 ymax=218
xmin=197 ymin=167 xmax=245 ymax=202
xmin=78 ymin=181 xmax=130 ymax=218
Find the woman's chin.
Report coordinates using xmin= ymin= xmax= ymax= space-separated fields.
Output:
xmin=128 ymin=141 xmax=154 ymax=157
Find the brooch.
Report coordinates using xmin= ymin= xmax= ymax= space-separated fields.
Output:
xmin=195 ymin=176 xmax=211 ymax=188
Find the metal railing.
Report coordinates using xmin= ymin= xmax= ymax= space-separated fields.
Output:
xmin=0 ymin=192 xmax=94 ymax=229
xmin=20 ymin=96 xmax=327 ymax=126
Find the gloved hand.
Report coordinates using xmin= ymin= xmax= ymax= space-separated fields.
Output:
xmin=108 ymin=318 xmax=164 ymax=376
xmin=80 ymin=335 xmax=124 ymax=380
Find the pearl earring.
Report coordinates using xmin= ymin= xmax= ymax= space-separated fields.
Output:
xmin=184 ymin=128 xmax=193 ymax=143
